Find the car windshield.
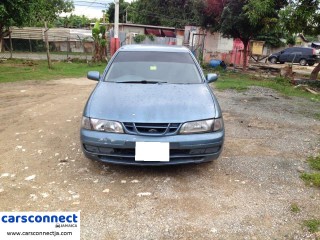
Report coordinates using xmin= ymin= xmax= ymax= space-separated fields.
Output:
xmin=104 ymin=51 xmax=203 ymax=84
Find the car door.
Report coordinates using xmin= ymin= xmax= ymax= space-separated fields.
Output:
xmin=278 ymin=48 xmax=292 ymax=62
xmin=289 ymin=48 xmax=303 ymax=63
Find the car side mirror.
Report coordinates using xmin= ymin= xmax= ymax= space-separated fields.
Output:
xmin=87 ymin=71 xmax=100 ymax=81
xmin=206 ymin=73 xmax=218 ymax=83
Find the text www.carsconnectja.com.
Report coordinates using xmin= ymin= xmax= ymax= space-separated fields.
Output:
xmin=7 ymin=231 xmax=72 ymax=237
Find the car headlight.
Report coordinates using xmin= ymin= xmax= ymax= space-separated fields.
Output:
xmin=179 ymin=118 xmax=223 ymax=134
xmin=81 ymin=117 xmax=124 ymax=133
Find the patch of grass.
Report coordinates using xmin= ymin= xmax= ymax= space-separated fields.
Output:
xmin=315 ymin=113 xmax=320 ymax=120
xmin=0 ymin=59 xmax=106 ymax=83
xmin=300 ymin=173 xmax=320 ymax=187
xmin=290 ymin=203 xmax=301 ymax=213
xmin=211 ymin=71 xmax=320 ymax=101
xmin=212 ymin=72 xmax=251 ymax=91
xmin=308 ymin=155 xmax=320 ymax=171
xmin=303 ymin=219 xmax=320 ymax=233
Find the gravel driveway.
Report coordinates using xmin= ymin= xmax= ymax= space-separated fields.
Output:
xmin=0 ymin=78 xmax=319 ymax=239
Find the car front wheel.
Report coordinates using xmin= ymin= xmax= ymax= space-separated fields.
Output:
xmin=299 ymin=59 xmax=307 ymax=66
xmin=269 ymin=57 xmax=277 ymax=64
xmin=308 ymin=62 xmax=315 ymax=66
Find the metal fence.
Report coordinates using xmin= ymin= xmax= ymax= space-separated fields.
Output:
xmin=0 ymin=35 xmax=95 ymax=61
xmin=0 ymin=30 xmax=181 ymax=61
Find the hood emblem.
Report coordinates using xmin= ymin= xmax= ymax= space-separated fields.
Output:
xmin=148 ymin=129 xmax=158 ymax=133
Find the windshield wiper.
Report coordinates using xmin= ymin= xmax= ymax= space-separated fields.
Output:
xmin=117 ymin=80 xmax=167 ymax=84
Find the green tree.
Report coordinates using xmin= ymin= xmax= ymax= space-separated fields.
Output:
xmin=128 ymin=0 xmax=161 ymax=26
xmin=244 ymin=0 xmax=287 ymax=48
xmin=31 ymin=0 xmax=73 ymax=68
xmin=29 ymin=0 xmax=73 ymax=24
xmin=107 ymin=0 xmax=130 ymax=23
xmin=280 ymin=0 xmax=320 ymax=80
xmin=92 ymin=21 xmax=107 ymax=62
xmin=204 ymin=0 xmax=286 ymax=70
xmin=0 ymin=0 xmax=33 ymax=52
xmin=219 ymin=0 xmax=258 ymax=70
xmin=127 ymin=0 xmax=202 ymax=28
xmin=54 ymin=15 xmax=91 ymax=28
xmin=0 ymin=0 xmax=73 ymax=53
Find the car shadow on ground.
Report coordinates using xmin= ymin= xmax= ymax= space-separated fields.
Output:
xmin=87 ymin=158 xmax=219 ymax=178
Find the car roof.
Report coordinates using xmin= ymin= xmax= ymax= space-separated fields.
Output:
xmin=118 ymin=44 xmax=190 ymax=53
xmin=287 ymin=47 xmax=313 ymax=50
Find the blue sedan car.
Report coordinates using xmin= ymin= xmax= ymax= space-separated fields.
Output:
xmin=80 ymin=45 xmax=224 ymax=165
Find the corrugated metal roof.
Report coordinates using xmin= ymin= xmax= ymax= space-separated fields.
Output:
xmin=8 ymin=27 xmax=43 ymax=40
xmin=5 ymin=27 xmax=93 ymax=42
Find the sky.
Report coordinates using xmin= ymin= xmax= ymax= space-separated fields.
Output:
xmin=69 ymin=0 xmax=132 ymax=19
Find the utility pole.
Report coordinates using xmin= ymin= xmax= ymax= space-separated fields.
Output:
xmin=110 ymin=0 xmax=120 ymax=56
xmin=114 ymin=0 xmax=119 ymax=39
xmin=102 ymin=10 xmax=105 ymax=24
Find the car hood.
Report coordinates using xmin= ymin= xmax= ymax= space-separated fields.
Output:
xmin=86 ymin=82 xmax=217 ymax=123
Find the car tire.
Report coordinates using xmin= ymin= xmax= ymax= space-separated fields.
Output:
xmin=308 ymin=62 xmax=315 ymax=66
xmin=279 ymin=62 xmax=285 ymax=64
xmin=299 ymin=59 xmax=307 ymax=66
xmin=269 ymin=57 xmax=277 ymax=64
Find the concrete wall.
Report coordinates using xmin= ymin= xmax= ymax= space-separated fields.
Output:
xmin=119 ymin=26 xmax=144 ymax=35
xmin=203 ymin=32 xmax=233 ymax=63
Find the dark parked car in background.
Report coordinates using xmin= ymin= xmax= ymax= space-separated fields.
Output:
xmin=80 ymin=45 xmax=224 ymax=166
xmin=268 ymin=47 xmax=320 ymax=66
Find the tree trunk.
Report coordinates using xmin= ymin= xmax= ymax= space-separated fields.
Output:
xmin=44 ymin=21 xmax=52 ymax=69
xmin=9 ymin=30 xmax=13 ymax=58
xmin=242 ymin=40 xmax=249 ymax=71
xmin=0 ymin=28 xmax=10 ymax=53
xmin=310 ymin=62 xmax=320 ymax=80
xmin=0 ymin=37 xmax=3 ymax=53
xmin=0 ymin=26 xmax=3 ymax=52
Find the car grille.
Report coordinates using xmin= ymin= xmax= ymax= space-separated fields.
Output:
xmin=123 ymin=122 xmax=180 ymax=135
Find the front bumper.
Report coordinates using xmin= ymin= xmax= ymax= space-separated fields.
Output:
xmin=80 ymin=129 xmax=224 ymax=166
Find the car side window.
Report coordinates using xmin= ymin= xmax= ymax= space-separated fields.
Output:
xmin=281 ymin=49 xmax=292 ymax=54
xmin=302 ymin=49 xmax=312 ymax=54
xmin=286 ymin=48 xmax=296 ymax=53
xmin=290 ymin=52 xmax=302 ymax=55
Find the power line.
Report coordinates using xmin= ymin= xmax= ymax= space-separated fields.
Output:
xmin=73 ymin=0 xmax=113 ymax=7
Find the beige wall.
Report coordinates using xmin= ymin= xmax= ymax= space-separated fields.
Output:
xmin=203 ymin=32 xmax=233 ymax=63
xmin=120 ymin=26 xmax=144 ymax=35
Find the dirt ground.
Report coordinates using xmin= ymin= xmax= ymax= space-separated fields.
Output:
xmin=0 ymin=78 xmax=320 ymax=240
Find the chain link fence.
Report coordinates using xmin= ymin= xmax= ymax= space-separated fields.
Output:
xmin=0 ymin=28 xmax=181 ymax=62
xmin=0 ymin=30 xmax=96 ymax=62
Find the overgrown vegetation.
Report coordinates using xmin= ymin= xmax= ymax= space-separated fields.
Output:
xmin=300 ymin=155 xmax=320 ymax=188
xmin=301 ymin=173 xmax=320 ymax=187
xmin=308 ymin=155 xmax=320 ymax=171
xmin=147 ymin=34 xmax=155 ymax=41
xmin=303 ymin=219 xmax=320 ymax=233
xmin=290 ymin=203 xmax=301 ymax=213
xmin=132 ymin=34 xmax=155 ymax=43
xmin=0 ymin=59 xmax=105 ymax=83
xmin=300 ymin=155 xmax=320 ymax=233
xmin=92 ymin=21 xmax=107 ymax=62
xmin=133 ymin=34 xmax=146 ymax=43
xmin=212 ymin=71 xmax=320 ymax=101
xmin=315 ymin=113 xmax=320 ymax=121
